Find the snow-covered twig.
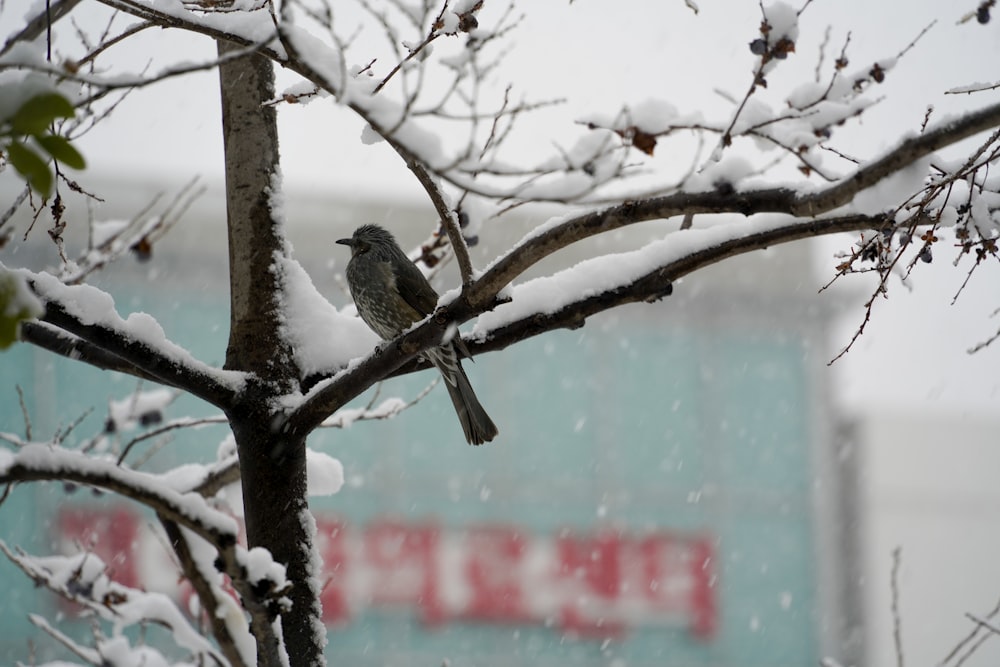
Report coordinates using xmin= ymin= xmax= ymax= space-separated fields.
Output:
xmin=0 ymin=0 xmax=82 ymax=57
xmin=1 ymin=544 xmax=228 ymax=666
xmin=319 ymin=383 xmax=438 ymax=428
xmin=18 ymin=269 xmax=245 ymax=408
xmin=470 ymin=99 xmax=1000 ymax=306
xmin=0 ymin=444 xmax=288 ymax=663
xmin=158 ymin=518 xmax=253 ymax=667
xmin=0 ymin=445 xmax=237 ymax=541
xmin=18 ymin=321 xmax=168 ymax=383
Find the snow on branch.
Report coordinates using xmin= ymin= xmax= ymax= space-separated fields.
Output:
xmin=0 ymin=0 xmax=82 ymax=58
xmin=468 ymin=213 xmax=883 ymax=353
xmin=468 ymin=99 xmax=1000 ymax=307
xmin=13 ymin=268 xmax=245 ymax=408
xmin=157 ymin=518 xmax=254 ymax=667
xmin=18 ymin=320 xmax=170 ymax=382
xmin=286 ymin=90 xmax=1000 ymax=427
xmin=0 ymin=442 xmax=293 ymax=664
xmin=0 ymin=543 xmax=228 ymax=666
xmin=0 ymin=444 xmax=237 ymax=541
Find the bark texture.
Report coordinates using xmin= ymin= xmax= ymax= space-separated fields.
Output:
xmin=217 ymin=42 xmax=325 ymax=667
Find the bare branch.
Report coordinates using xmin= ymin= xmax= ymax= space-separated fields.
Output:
xmin=159 ymin=517 xmax=251 ymax=667
xmin=15 ymin=386 xmax=32 ymax=442
xmin=0 ymin=0 xmax=83 ymax=57
xmin=117 ymin=415 xmax=228 ymax=466
xmin=2 ymin=37 xmax=277 ymax=108
xmin=891 ymin=547 xmax=905 ymax=667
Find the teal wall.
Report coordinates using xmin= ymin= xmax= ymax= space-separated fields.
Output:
xmin=0 ymin=281 xmax=822 ymax=666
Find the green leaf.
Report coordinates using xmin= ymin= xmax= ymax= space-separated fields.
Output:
xmin=9 ymin=93 xmax=75 ymax=135
xmin=7 ymin=141 xmax=53 ymax=197
xmin=35 ymin=134 xmax=86 ymax=170
xmin=0 ymin=270 xmax=44 ymax=350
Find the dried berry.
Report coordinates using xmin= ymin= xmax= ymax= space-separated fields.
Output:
xmin=772 ymin=37 xmax=795 ymax=59
xmin=138 ymin=409 xmax=162 ymax=427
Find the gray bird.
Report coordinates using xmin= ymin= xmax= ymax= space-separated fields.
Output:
xmin=337 ymin=224 xmax=498 ymax=445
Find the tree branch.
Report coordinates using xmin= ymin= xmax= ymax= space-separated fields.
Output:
xmin=0 ymin=445 xmax=283 ymax=660
xmin=281 ymin=77 xmax=1000 ymax=436
xmin=400 ymin=155 xmax=476 ymax=285
xmin=159 ymin=517 xmax=250 ymax=667
xmin=0 ymin=446 xmax=237 ymax=546
xmin=468 ymin=213 xmax=885 ymax=355
xmin=192 ymin=456 xmax=241 ymax=498
xmin=0 ymin=0 xmax=83 ymax=57
xmin=794 ymin=100 xmax=1000 ymax=216
xmin=19 ymin=321 xmax=162 ymax=382
xmin=286 ymin=315 xmax=456 ymax=437
xmin=26 ymin=286 xmax=242 ymax=410
xmin=467 ymin=98 xmax=1000 ymax=308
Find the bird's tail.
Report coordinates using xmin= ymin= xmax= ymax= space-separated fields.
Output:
xmin=431 ymin=345 xmax=498 ymax=445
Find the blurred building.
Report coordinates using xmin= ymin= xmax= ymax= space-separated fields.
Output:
xmin=0 ymin=179 xmax=863 ymax=666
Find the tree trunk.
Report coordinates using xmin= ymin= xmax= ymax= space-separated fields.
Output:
xmin=217 ymin=42 xmax=325 ymax=666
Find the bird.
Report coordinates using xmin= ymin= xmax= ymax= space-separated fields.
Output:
xmin=336 ymin=224 xmax=498 ymax=445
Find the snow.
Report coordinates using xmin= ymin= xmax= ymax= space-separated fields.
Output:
xmin=242 ymin=546 xmax=288 ymax=588
xmin=18 ymin=268 xmax=247 ymax=391
xmin=90 ymin=219 xmax=131 ymax=247
xmin=274 ymin=255 xmax=378 ymax=377
xmin=472 ymin=214 xmax=802 ymax=337
xmin=1 ymin=443 xmax=239 ymax=537
xmin=107 ymin=388 xmax=176 ymax=432
xmin=317 ymin=396 xmax=409 ymax=428
xmin=2 ymin=267 xmax=43 ymax=318
xmin=280 ymin=23 xmax=346 ymax=91
xmin=947 ymin=79 xmax=1000 ymax=94
xmin=762 ymin=2 xmax=799 ymax=42
xmin=361 ymin=122 xmax=385 ymax=145
xmin=299 ymin=508 xmax=329 ymax=663
xmin=7 ymin=547 xmax=225 ymax=665
xmin=306 ymin=448 xmax=345 ymax=496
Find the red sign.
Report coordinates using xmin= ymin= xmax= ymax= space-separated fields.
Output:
xmin=314 ymin=518 xmax=716 ymax=638
xmin=57 ymin=508 xmax=716 ymax=639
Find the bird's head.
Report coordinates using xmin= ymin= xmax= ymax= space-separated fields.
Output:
xmin=336 ymin=224 xmax=396 ymax=258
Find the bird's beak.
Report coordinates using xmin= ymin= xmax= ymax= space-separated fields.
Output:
xmin=335 ymin=238 xmax=352 ymax=247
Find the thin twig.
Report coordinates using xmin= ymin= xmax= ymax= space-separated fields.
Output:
xmin=891 ymin=547 xmax=905 ymax=667
xmin=15 ymin=386 xmax=32 ymax=442
xmin=965 ymin=613 xmax=1000 ymax=636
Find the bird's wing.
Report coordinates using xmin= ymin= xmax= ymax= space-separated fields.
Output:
xmin=393 ymin=257 xmax=439 ymax=316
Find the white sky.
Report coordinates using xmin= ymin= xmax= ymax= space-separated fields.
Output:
xmin=4 ymin=0 xmax=1000 ymax=664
